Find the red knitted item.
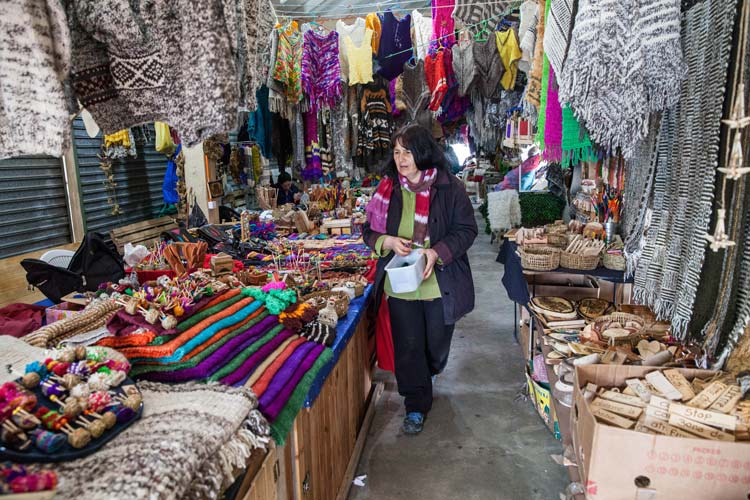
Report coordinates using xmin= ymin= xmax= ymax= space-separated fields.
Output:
xmin=425 ymin=51 xmax=448 ymax=112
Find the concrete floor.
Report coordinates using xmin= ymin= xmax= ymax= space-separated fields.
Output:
xmin=349 ymin=215 xmax=569 ymax=500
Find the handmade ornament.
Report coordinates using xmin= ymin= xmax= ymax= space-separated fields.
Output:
xmin=704 ymin=209 xmax=736 ymax=252
xmin=74 ymin=346 xmax=88 ymax=361
xmin=69 ymin=383 xmax=91 ymax=401
xmin=87 ymin=373 xmax=110 ymax=392
xmin=30 ymin=429 xmax=66 ymax=453
xmin=7 ymin=365 xmax=41 ymax=389
xmin=1 ymin=427 xmax=30 ymax=451
xmin=75 ymin=415 xmax=107 ymax=439
xmin=87 ymin=392 xmax=112 ymax=413
xmin=57 ymin=350 xmax=76 ymax=364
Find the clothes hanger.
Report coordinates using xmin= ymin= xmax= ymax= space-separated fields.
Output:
xmin=474 ymin=20 xmax=490 ymax=42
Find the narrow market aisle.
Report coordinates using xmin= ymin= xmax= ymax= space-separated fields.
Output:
xmin=349 ymin=214 xmax=568 ymax=500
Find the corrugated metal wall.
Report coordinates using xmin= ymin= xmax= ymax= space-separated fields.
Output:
xmin=72 ymin=119 xmax=168 ymax=235
xmin=0 ymin=155 xmax=72 ymax=258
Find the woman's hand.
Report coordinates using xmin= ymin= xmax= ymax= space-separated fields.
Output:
xmin=421 ymin=248 xmax=439 ymax=279
xmin=383 ymin=236 xmax=412 ymax=256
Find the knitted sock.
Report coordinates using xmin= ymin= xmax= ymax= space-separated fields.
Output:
xmin=208 ymin=325 xmax=285 ymax=382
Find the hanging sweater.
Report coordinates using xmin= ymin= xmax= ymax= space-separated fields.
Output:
xmin=0 ymin=0 xmax=71 ymax=159
xmin=496 ymin=29 xmax=522 ymax=90
xmin=452 ymin=0 xmax=511 ymax=28
xmin=377 ymin=11 xmax=413 ymax=81
xmin=343 ymin=29 xmax=375 ymax=85
xmin=336 ymin=18 xmax=366 ymax=82
xmin=356 ymin=80 xmax=393 ymax=168
xmin=425 ymin=51 xmax=449 ymax=113
xmin=473 ymin=38 xmax=504 ymax=100
xmin=432 ymin=0 xmax=456 ymax=47
xmin=452 ymin=38 xmax=477 ymax=96
xmin=411 ymin=9 xmax=433 ymax=61
xmin=396 ymin=60 xmax=432 ymax=129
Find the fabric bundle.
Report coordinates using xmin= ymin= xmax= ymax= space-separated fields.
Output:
xmin=558 ymin=0 xmax=685 ymax=157
xmin=630 ymin=0 xmax=738 ymax=336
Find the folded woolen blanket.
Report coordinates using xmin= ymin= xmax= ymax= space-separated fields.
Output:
xmin=174 ymin=289 xmax=243 ymax=333
xmin=270 ymin=348 xmax=333 ymax=444
xmin=264 ymin=343 xmax=325 ymax=420
xmin=220 ymin=329 xmax=296 ymax=387
xmin=96 ymin=331 xmax=157 ymax=348
xmin=246 ymin=336 xmax=300 ymax=387
xmin=119 ymin=296 xmax=255 ymax=359
xmin=208 ymin=324 xmax=285 ymax=382
xmin=135 ymin=316 xmax=283 ymax=382
xmin=129 ymin=312 xmax=271 ymax=377
xmin=251 ymin=337 xmax=307 ymax=396
xmin=258 ymin=342 xmax=317 ymax=407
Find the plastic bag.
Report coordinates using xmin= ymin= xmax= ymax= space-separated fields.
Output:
xmin=123 ymin=243 xmax=150 ymax=267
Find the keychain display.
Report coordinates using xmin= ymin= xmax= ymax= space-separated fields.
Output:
xmin=0 ymin=347 xmax=143 ymax=463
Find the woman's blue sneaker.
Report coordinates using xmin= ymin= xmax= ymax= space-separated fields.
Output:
xmin=402 ymin=412 xmax=425 ymax=435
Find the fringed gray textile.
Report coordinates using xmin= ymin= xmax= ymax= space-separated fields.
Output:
xmin=543 ymin=0 xmax=574 ymax=75
xmin=331 ymin=83 xmax=353 ymax=177
xmin=631 ymin=0 xmax=738 ymax=337
xmin=559 ymin=0 xmax=684 ymax=157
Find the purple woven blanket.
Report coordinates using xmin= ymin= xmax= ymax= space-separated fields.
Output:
xmin=264 ymin=343 xmax=324 ymax=420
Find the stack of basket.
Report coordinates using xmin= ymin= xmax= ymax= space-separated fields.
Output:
xmin=561 ymin=235 xmax=604 ymax=270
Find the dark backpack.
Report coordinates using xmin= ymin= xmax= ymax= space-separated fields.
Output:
xmin=21 ymin=232 xmax=125 ymax=303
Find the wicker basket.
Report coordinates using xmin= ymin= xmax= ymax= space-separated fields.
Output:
xmin=545 ymin=221 xmax=567 ymax=235
xmin=592 ymin=312 xmax=645 ymax=347
xmin=301 ymin=290 xmax=351 ymax=317
xmin=546 ymin=233 xmax=569 ymax=249
xmin=519 ymin=246 xmax=560 ymax=271
xmin=560 ymin=250 xmax=600 ymax=270
xmin=602 ymin=251 xmax=626 ymax=271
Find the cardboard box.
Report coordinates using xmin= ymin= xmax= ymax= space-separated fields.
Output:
xmin=572 ymin=365 xmax=750 ymax=500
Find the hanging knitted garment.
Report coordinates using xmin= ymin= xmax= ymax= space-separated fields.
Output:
xmin=559 ymin=0 xmax=685 ymax=157
xmin=302 ymin=109 xmax=322 ymax=180
xmin=356 ymin=79 xmax=393 ymax=170
xmin=518 ymin=0 xmax=538 ymax=73
xmin=496 ymin=29 xmax=522 ymax=90
xmin=561 ymin=105 xmax=596 ymax=167
xmin=630 ymin=0 xmax=737 ymax=336
xmin=525 ymin=0 xmax=546 ymax=107
xmin=377 ymin=11 xmax=413 ymax=81
xmin=398 ymin=59 xmax=433 ymax=128
xmin=411 ymin=9 xmax=433 ymax=61
xmin=273 ymin=22 xmax=303 ymax=103
xmin=432 ymin=0 xmax=456 ymax=47
xmin=452 ymin=38 xmax=477 ymax=96
xmin=336 ymin=18 xmax=366 ymax=82
xmin=452 ymin=0 xmax=511 ymax=28
xmin=542 ymin=67 xmax=563 ymax=162
xmin=473 ymin=38 xmax=504 ymax=100
xmin=425 ymin=51 xmax=449 ymax=113
xmin=543 ymin=0 xmax=574 ymax=76
xmin=366 ymin=13 xmax=381 ymax=54
xmin=535 ymin=49 xmax=550 ymax=151
xmin=301 ymin=30 xmax=342 ymax=110
xmin=344 ymin=29 xmax=375 ymax=85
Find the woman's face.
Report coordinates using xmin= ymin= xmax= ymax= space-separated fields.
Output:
xmin=393 ymin=140 xmax=420 ymax=182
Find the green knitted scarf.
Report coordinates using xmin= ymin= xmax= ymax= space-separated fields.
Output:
xmin=561 ymin=105 xmax=597 ymax=167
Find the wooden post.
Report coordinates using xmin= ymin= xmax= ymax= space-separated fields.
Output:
xmin=62 ymin=147 xmax=85 ymax=242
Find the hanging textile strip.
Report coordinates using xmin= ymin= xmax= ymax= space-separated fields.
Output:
xmin=134 ymin=317 xmax=281 ymax=382
xmin=302 ymin=108 xmax=323 ymax=180
xmin=543 ymin=66 xmax=563 ymax=162
xmin=632 ymin=0 xmax=738 ymax=336
xmin=561 ymin=105 xmax=596 ymax=167
xmin=269 ymin=348 xmax=333 ymax=444
xmin=544 ymin=0 xmax=574 ymax=76
xmin=301 ymin=30 xmax=342 ymax=110
xmin=534 ymin=55 xmax=551 ymax=150
xmin=129 ymin=312 xmax=271 ymax=377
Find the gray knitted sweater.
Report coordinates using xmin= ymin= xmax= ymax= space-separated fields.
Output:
xmin=68 ymin=0 xmax=275 ymax=146
xmin=0 ymin=0 xmax=71 ymax=159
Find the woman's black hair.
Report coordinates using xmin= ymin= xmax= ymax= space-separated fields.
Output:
xmin=277 ymin=172 xmax=292 ymax=184
xmin=383 ymin=124 xmax=450 ymax=179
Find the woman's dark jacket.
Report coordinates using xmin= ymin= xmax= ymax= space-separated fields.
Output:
xmin=363 ymin=169 xmax=478 ymax=324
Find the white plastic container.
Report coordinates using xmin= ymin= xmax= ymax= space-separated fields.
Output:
xmin=385 ymin=250 xmax=426 ymax=293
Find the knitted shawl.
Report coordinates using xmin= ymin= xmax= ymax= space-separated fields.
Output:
xmin=559 ymin=0 xmax=685 ymax=157
xmin=525 ymin=0 xmax=547 ymax=107
xmin=0 ymin=0 xmax=70 ymax=159
xmin=398 ymin=60 xmax=433 ymax=128
xmin=452 ymin=0 xmax=512 ymax=27
xmin=273 ymin=24 xmax=303 ymax=103
xmin=631 ymin=0 xmax=737 ymax=336
xmin=302 ymin=108 xmax=323 ymax=180
xmin=561 ymin=105 xmax=596 ymax=167
xmin=473 ymin=38 xmax=504 ymax=100
xmin=543 ymin=0 xmax=574 ymax=76
xmin=301 ymin=30 xmax=342 ymax=110
xmin=452 ymin=39 xmax=477 ymax=96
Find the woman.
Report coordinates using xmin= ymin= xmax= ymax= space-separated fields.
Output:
xmin=276 ymin=172 xmax=302 ymax=206
xmin=364 ymin=124 xmax=478 ymax=435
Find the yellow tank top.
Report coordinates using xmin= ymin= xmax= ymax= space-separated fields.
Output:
xmin=345 ymin=29 xmax=375 ymax=85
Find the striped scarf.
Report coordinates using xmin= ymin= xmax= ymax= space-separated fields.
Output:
xmin=366 ymin=168 xmax=438 ymax=245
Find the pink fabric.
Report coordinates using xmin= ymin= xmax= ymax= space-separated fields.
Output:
xmin=432 ymin=0 xmax=455 ymax=48
xmin=543 ymin=67 xmax=563 ymax=162
xmin=0 ymin=303 xmax=46 ymax=338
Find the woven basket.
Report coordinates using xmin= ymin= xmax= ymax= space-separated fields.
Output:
xmin=546 ymin=233 xmax=569 ymax=249
xmin=519 ymin=246 xmax=560 ymax=271
xmin=602 ymin=251 xmax=626 ymax=271
xmin=545 ymin=221 xmax=567 ymax=235
xmin=301 ymin=290 xmax=350 ymax=317
xmin=560 ymin=250 xmax=600 ymax=270
xmin=592 ymin=313 xmax=645 ymax=347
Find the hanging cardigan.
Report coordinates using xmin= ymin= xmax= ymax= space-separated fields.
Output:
xmin=301 ymin=29 xmax=342 ymax=109
xmin=473 ymin=38 xmax=504 ymax=100
xmin=377 ymin=11 xmax=413 ymax=81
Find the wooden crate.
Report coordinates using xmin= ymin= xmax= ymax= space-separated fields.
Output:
xmin=109 ymin=216 xmax=178 ymax=254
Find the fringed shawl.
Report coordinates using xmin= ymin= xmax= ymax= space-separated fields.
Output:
xmin=301 ymin=30 xmax=342 ymax=110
